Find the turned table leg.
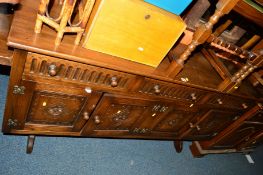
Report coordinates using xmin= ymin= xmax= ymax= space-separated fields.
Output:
xmin=174 ymin=141 xmax=183 ymax=153
xmin=26 ymin=135 xmax=35 ymax=154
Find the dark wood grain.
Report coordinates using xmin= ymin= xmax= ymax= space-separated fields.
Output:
xmin=233 ymin=0 xmax=263 ymax=27
xmin=2 ymin=0 xmax=263 ymax=156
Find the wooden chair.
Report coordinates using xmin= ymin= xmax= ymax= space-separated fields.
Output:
xmin=165 ymin=0 xmax=263 ymax=93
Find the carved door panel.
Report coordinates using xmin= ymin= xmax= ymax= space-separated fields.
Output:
xmin=23 ymin=83 xmax=102 ymax=132
xmin=211 ymin=123 xmax=263 ymax=149
xmin=184 ymin=109 xmax=241 ymax=140
xmin=82 ymin=93 xmax=169 ymax=137
xmin=131 ymin=103 xmax=173 ymax=136
xmin=238 ymin=132 xmax=263 ymax=151
xmin=152 ymin=108 xmax=196 ymax=136
xmin=211 ymin=111 xmax=263 ymax=149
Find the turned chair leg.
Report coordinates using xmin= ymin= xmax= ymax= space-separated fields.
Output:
xmin=26 ymin=135 xmax=36 ymax=154
xmin=174 ymin=141 xmax=183 ymax=153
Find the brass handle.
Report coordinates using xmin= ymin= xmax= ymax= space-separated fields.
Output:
xmin=217 ymin=98 xmax=223 ymax=105
xmin=196 ymin=125 xmax=201 ymax=131
xmin=189 ymin=122 xmax=194 ymax=128
xmin=48 ymin=64 xmax=57 ymax=76
xmin=245 ymin=137 xmax=250 ymax=141
xmin=83 ymin=112 xmax=89 ymax=120
xmin=84 ymin=87 xmax=92 ymax=94
xmin=242 ymin=103 xmax=248 ymax=109
xmin=212 ymin=132 xmax=218 ymax=136
xmin=94 ymin=115 xmax=100 ymax=124
xmin=153 ymin=85 xmax=160 ymax=94
xmin=110 ymin=76 xmax=118 ymax=87
xmin=233 ymin=116 xmax=239 ymax=121
xmin=191 ymin=93 xmax=197 ymax=100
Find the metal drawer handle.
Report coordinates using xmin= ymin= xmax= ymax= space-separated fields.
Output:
xmin=191 ymin=93 xmax=197 ymax=100
xmin=189 ymin=123 xmax=201 ymax=131
xmin=94 ymin=115 xmax=100 ymax=124
xmin=189 ymin=122 xmax=194 ymax=128
xmin=153 ymin=84 xmax=160 ymax=94
xmin=83 ymin=112 xmax=89 ymax=120
xmin=242 ymin=103 xmax=248 ymax=109
xmin=110 ymin=76 xmax=118 ymax=87
xmin=48 ymin=64 xmax=57 ymax=76
xmin=217 ymin=98 xmax=223 ymax=105
xmin=196 ymin=125 xmax=201 ymax=131
xmin=84 ymin=87 xmax=92 ymax=94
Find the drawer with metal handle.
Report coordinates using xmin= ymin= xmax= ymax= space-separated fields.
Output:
xmin=23 ymin=52 xmax=137 ymax=92
xmin=138 ymin=78 xmax=207 ymax=103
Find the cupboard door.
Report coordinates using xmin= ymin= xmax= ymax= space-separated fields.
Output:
xmin=19 ymin=83 xmax=101 ymax=133
xmin=238 ymin=132 xmax=263 ymax=151
xmin=184 ymin=109 xmax=240 ymax=140
xmin=211 ymin=111 xmax=263 ymax=149
xmin=153 ymin=108 xmax=196 ymax=135
xmin=82 ymin=94 xmax=170 ymax=137
xmin=211 ymin=122 xmax=262 ymax=149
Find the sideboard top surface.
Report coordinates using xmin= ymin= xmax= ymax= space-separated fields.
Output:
xmin=7 ymin=0 xmax=262 ymax=100
xmin=8 ymin=0 xmax=218 ymax=90
xmin=8 ymin=0 xmax=166 ymax=78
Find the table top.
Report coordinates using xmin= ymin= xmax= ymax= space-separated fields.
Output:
xmin=8 ymin=0 xmax=221 ymax=91
xmin=8 ymin=0 xmax=166 ymax=76
xmin=6 ymin=0 xmax=261 ymax=99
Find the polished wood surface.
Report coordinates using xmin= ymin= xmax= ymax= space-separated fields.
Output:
xmin=2 ymin=0 xmax=263 ymax=156
xmin=7 ymin=0 xmax=166 ymax=80
xmin=7 ymin=0 xmax=225 ymax=92
xmin=233 ymin=0 xmax=263 ymax=27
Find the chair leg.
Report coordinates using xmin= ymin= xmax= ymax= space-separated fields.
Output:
xmin=26 ymin=135 xmax=35 ymax=154
xmin=174 ymin=141 xmax=183 ymax=153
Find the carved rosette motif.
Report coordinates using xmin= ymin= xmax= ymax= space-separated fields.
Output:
xmin=109 ymin=105 xmax=131 ymax=123
xmin=45 ymin=104 xmax=67 ymax=117
xmin=97 ymin=104 xmax=133 ymax=130
xmin=27 ymin=91 xmax=85 ymax=125
xmin=161 ymin=114 xmax=184 ymax=128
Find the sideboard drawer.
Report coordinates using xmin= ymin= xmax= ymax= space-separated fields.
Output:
xmin=206 ymin=93 xmax=256 ymax=110
xmin=23 ymin=52 xmax=136 ymax=92
xmin=6 ymin=81 xmax=102 ymax=133
xmin=138 ymin=78 xmax=207 ymax=102
xmin=25 ymin=85 xmax=102 ymax=133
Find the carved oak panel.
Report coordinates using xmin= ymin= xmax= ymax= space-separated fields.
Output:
xmin=23 ymin=52 xmax=135 ymax=91
xmin=138 ymin=78 xmax=207 ymax=102
xmin=212 ymin=112 xmax=263 ymax=149
xmin=212 ymin=123 xmax=263 ymax=149
xmin=184 ymin=109 xmax=241 ymax=140
xmin=82 ymin=93 xmax=170 ymax=136
xmin=24 ymin=84 xmax=102 ymax=132
xmin=27 ymin=91 xmax=85 ymax=126
xmin=154 ymin=109 xmax=195 ymax=134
